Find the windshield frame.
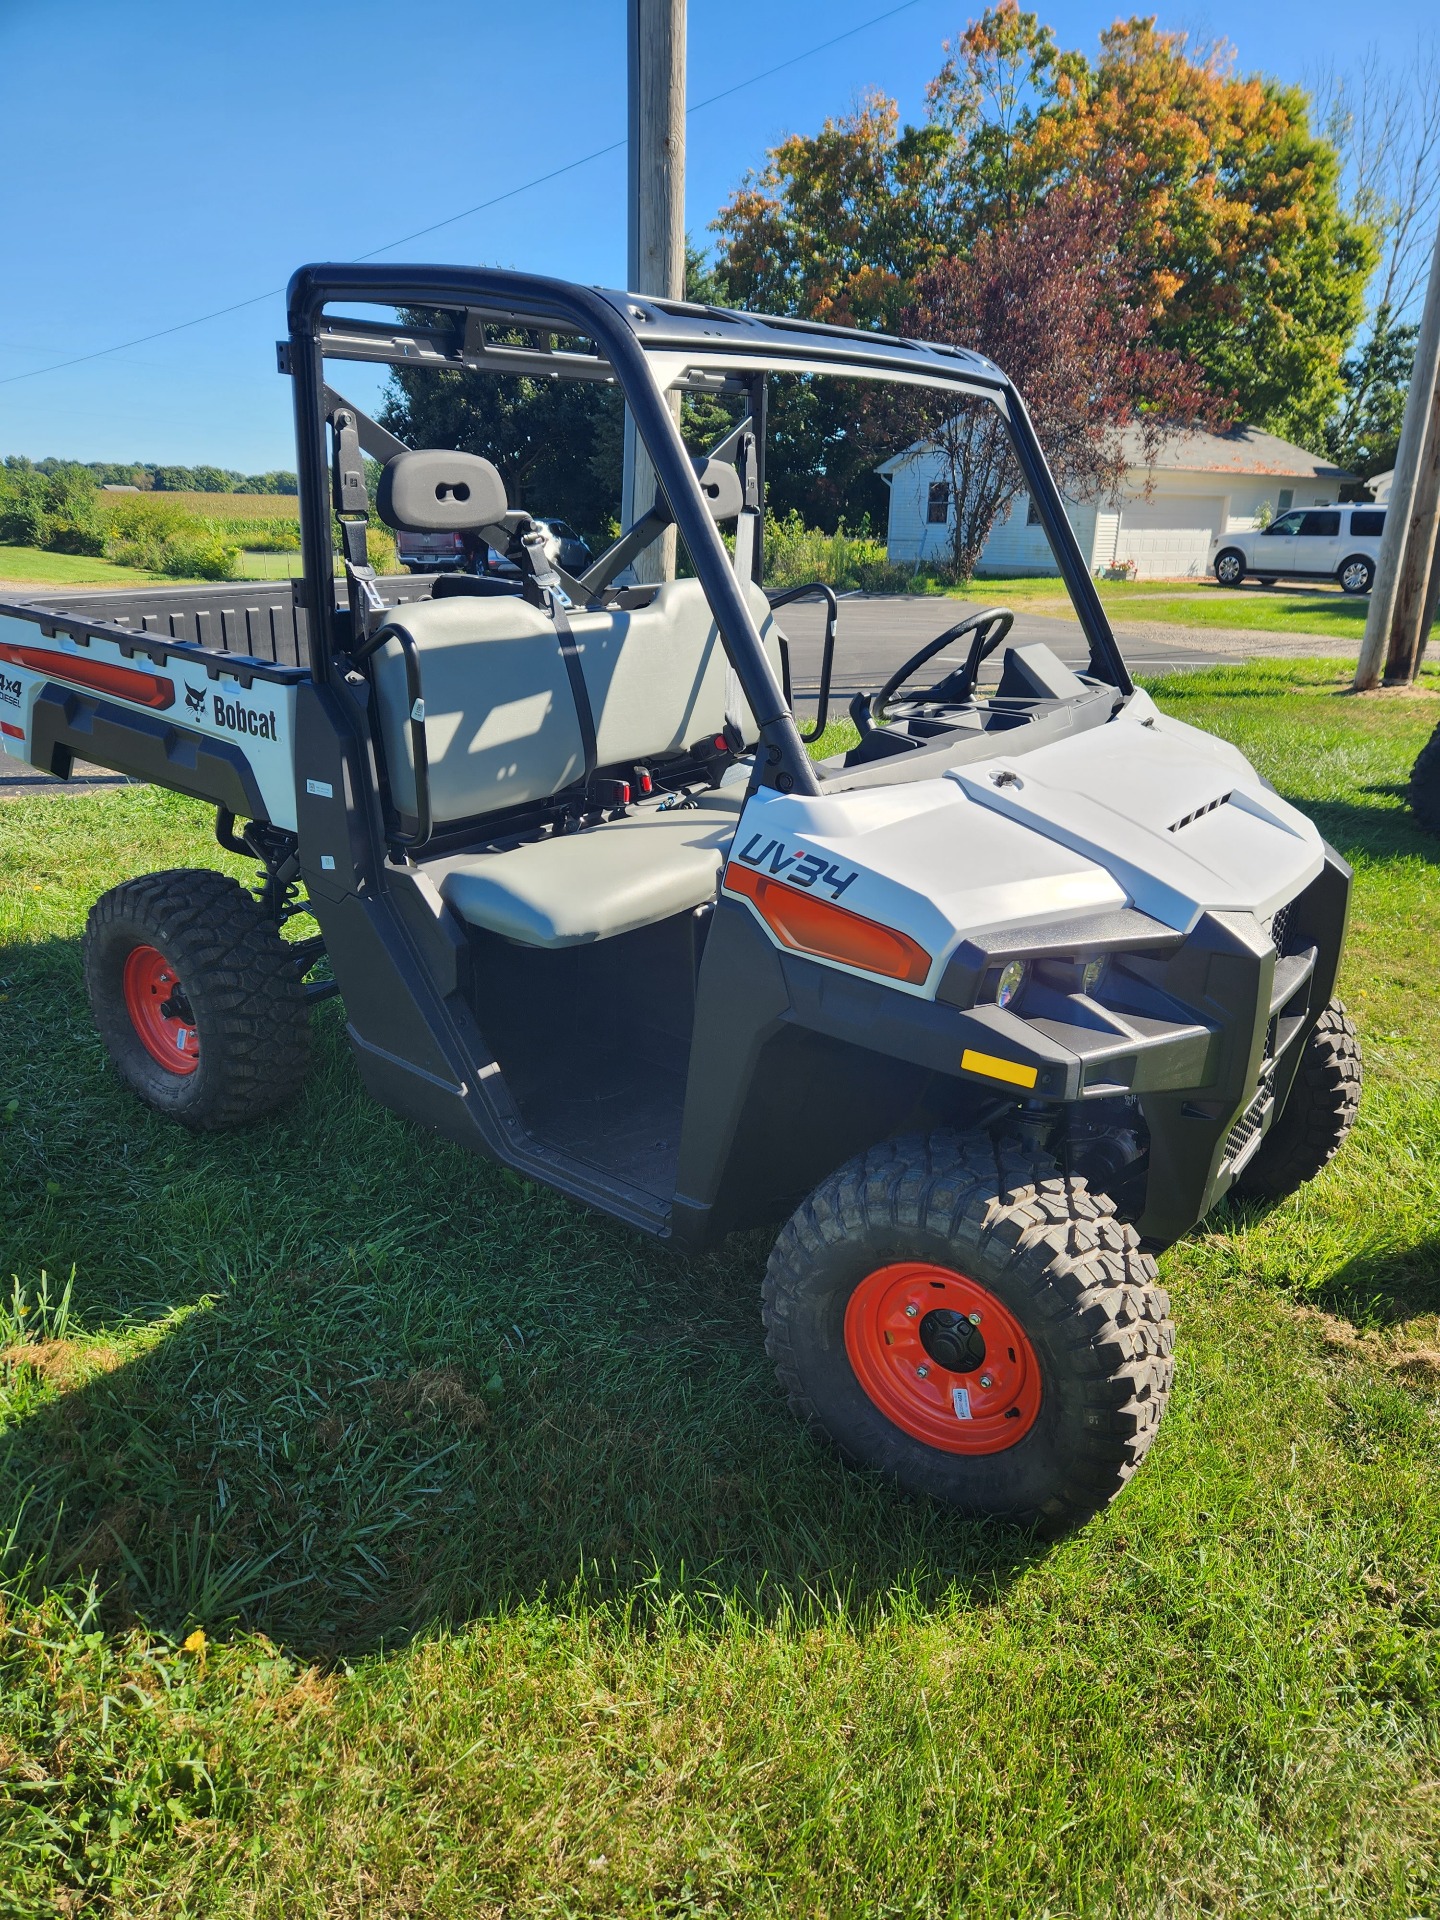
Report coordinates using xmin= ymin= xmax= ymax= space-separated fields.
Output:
xmin=287 ymin=264 xmax=1133 ymax=798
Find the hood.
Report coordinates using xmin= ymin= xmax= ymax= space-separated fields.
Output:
xmin=948 ymin=702 xmax=1323 ymax=930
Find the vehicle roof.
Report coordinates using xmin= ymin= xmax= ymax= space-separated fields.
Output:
xmin=291 ymin=262 xmax=1013 ymax=396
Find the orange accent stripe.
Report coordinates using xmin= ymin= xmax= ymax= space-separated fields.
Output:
xmin=0 ymin=640 xmax=174 ymax=711
xmin=723 ymin=861 xmax=932 ymax=984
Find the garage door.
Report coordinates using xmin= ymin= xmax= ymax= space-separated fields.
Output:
xmin=1113 ymin=496 xmax=1225 ymax=580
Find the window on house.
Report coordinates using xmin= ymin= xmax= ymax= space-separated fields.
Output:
xmin=1026 ymin=495 xmax=1042 ymax=526
xmin=926 ymin=481 xmax=949 ymax=524
xmin=1277 ymin=489 xmax=1294 ymax=514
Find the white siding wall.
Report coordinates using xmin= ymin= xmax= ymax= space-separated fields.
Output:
xmin=882 ymin=446 xmax=1346 ymax=577
xmin=882 ymin=449 xmax=1096 ymax=575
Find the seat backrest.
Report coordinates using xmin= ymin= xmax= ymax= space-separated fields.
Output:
xmin=371 ymin=598 xmax=585 ymax=825
xmin=371 ymin=576 xmax=783 ymax=828
xmin=579 ymin=577 xmax=777 ymax=767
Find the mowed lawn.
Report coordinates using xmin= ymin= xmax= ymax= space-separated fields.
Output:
xmin=1 ymin=660 xmax=1438 ymax=1916
xmin=957 ymin=575 xmax=1373 ymax=642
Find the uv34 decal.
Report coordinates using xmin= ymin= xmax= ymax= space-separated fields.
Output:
xmin=735 ymin=832 xmax=858 ymax=899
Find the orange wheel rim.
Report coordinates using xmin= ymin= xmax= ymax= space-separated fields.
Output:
xmin=122 ymin=944 xmax=200 ymax=1075
xmin=844 ymin=1262 xmax=1041 ymax=1454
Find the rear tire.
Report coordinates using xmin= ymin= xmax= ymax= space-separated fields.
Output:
xmin=762 ymin=1131 xmax=1175 ymax=1533
xmin=83 ymin=868 xmax=311 ymax=1130
xmin=1338 ymin=555 xmax=1375 ymax=595
xmin=1214 ymin=549 xmax=1246 ymax=587
xmin=1408 ymin=720 xmax=1440 ymax=836
xmin=1235 ymin=1001 xmax=1361 ymax=1202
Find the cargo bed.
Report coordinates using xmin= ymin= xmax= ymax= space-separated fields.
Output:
xmin=0 ymin=576 xmax=434 ymax=818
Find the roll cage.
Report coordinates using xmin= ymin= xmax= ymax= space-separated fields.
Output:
xmin=283 ymin=262 xmax=1134 ymax=795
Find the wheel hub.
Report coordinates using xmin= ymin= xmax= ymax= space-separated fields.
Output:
xmin=122 ymin=944 xmax=200 ymax=1075
xmin=918 ymin=1307 xmax=986 ymax=1373
xmin=843 ymin=1261 xmax=1042 ymax=1455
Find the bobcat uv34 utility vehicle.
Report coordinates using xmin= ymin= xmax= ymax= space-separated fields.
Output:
xmin=0 ymin=265 xmax=1362 ymax=1531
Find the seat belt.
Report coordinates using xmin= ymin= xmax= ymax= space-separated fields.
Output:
xmin=330 ymin=407 xmax=386 ymax=643
xmin=722 ymin=431 xmax=763 ymax=752
xmin=515 ymin=524 xmax=598 ymax=789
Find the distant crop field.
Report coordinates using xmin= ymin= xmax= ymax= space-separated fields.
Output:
xmin=96 ymin=491 xmax=299 ymax=520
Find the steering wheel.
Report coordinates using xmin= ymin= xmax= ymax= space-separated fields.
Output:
xmin=849 ymin=607 xmax=1015 ymax=739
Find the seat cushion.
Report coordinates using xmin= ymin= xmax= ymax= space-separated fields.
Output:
xmin=426 ymin=804 xmax=738 ymax=947
xmin=372 ymin=577 xmax=783 ymax=831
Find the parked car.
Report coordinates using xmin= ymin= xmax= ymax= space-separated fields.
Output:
xmin=396 ymin=520 xmax=593 ymax=577
xmin=395 ymin=527 xmax=472 ymax=574
xmin=484 ymin=517 xmax=592 ymax=580
xmin=1210 ymin=506 xmax=1386 ymax=594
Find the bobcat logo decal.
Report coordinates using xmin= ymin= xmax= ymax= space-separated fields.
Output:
xmin=184 ymin=682 xmax=208 ymax=717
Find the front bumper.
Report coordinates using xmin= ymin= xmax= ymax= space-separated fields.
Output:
xmin=932 ymin=848 xmax=1352 ymax=1243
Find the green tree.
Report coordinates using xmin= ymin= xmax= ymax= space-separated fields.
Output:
xmin=0 ymin=462 xmax=104 ymax=554
xmin=1325 ymin=306 xmax=1417 ymax=477
xmin=715 ymin=6 xmax=1376 ymax=452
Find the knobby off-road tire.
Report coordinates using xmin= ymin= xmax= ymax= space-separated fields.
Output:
xmin=762 ymin=1131 xmax=1175 ymax=1533
xmin=82 ymin=868 xmax=311 ymax=1131
xmin=1408 ymin=720 xmax=1440 ymax=837
xmin=1235 ymin=1000 xmax=1361 ymax=1203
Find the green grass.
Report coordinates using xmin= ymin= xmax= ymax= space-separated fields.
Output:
xmin=958 ymin=574 xmax=1373 ymax=639
xmin=1094 ymin=589 xmax=1368 ymax=640
xmin=2 ymin=659 xmax=1439 ymax=1914
xmin=0 ymin=545 xmax=172 ymax=589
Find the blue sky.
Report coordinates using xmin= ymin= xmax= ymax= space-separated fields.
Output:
xmin=1 ymin=0 xmax=1431 ymax=471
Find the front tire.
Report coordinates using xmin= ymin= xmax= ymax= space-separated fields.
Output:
xmin=83 ymin=868 xmax=311 ymax=1131
xmin=1214 ymin=549 xmax=1246 ymax=587
xmin=762 ymin=1132 xmax=1175 ymax=1532
xmin=1407 ymin=721 xmax=1440 ymax=836
xmin=1235 ymin=1001 xmax=1361 ymax=1202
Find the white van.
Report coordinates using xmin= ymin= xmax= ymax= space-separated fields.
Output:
xmin=1210 ymin=506 xmax=1386 ymax=594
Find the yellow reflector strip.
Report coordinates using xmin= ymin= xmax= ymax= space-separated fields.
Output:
xmin=961 ymin=1048 xmax=1038 ymax=1089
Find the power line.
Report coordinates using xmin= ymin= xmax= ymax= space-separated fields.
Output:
xmin=0 ymin=0 xmax=927 ymax=390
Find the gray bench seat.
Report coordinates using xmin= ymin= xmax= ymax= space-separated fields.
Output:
xmin=425 ymin=803 xmax=739 ymax=947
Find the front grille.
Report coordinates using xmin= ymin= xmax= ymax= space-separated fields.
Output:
xmin=1223 ymin=1065 xmax=1275 ymax=1168
xmin=1268 ymin=901 xmax=1292 ymax=955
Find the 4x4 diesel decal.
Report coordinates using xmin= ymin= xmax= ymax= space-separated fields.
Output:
xmin=734 ymin=832 xmax=858 ymax=900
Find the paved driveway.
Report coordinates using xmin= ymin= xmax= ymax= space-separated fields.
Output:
xmin=772 ymin=592 xmax=1352 ymax=709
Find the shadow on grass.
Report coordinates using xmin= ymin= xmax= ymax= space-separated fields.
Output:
xmin=0 ymin=1263 xmax=1046 ymax=1661
xmin=1312 ymin=1234 xmax=1440 ymax=1324
xmin=1 ymin=937 xmax=1043 ymax=1661
xmin=1271 ymin=794 xmax=1440 ymax=868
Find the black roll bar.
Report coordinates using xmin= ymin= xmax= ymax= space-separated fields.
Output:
xmin=1004 ymin=388 xmax=1133 ymax=696
xmin=285 ymin=264 xmax=821 ymax=798
xmin=284 ymin=263 xmax=1133 ymax=755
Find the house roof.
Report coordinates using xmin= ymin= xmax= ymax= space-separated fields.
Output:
xmin=878 ymin=423 xmax=1352 ymax=481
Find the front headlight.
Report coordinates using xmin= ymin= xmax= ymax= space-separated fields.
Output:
xmin=995 ymin=959 xmax=1027 ymax=1009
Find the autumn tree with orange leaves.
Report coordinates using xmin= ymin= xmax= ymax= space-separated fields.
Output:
xmin=714 ymin=6 xmax=1375 ymax=527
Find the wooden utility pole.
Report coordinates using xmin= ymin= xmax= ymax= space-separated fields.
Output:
xmin=1355 ymin=216 xmax=1440 ymax=688
xmin=622 ymin=0 xmax=685 ymax=583
xmin=1384 ymin=375 xmax=1440 ymax=681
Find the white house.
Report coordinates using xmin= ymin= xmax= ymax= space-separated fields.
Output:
xmin=877 ymin=425 xmax=1353 ymax=580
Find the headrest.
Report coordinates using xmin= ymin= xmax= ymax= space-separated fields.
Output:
xmin=377 ymin=450 xmax=508 ymax=532
xmin=691 ymin=454 xmax=744 ymax=523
